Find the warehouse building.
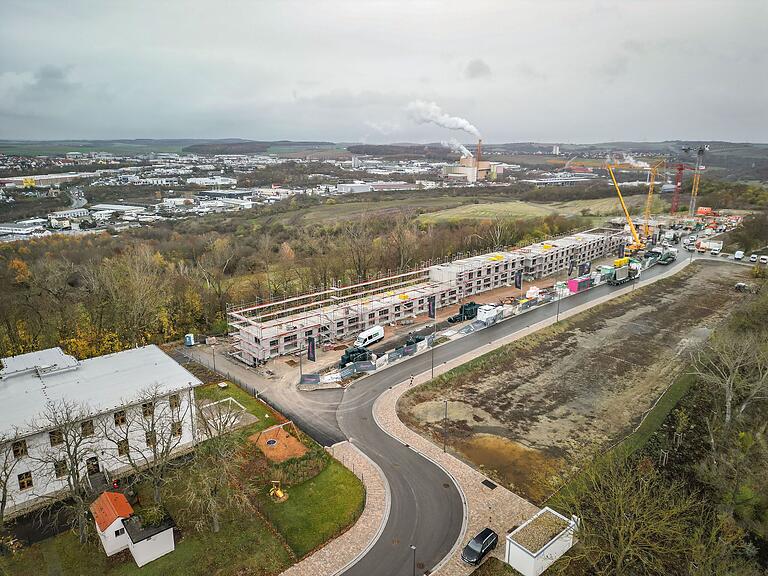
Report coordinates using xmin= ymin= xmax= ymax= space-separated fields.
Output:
xmin=228 ymin=228 xmax=625 ymax=364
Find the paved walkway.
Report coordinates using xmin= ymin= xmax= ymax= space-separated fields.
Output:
xmin=279 ymin=441 xmax=389 ymax=576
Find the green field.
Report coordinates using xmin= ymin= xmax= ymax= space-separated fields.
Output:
xmin=417 ymin=194 xmax=670 ymax=224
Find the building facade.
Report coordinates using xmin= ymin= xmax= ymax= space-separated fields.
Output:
xmin=228 ymin=229 xmax=625 ymax=364
xmin=0 ymin=346 xmax=202 ymax=518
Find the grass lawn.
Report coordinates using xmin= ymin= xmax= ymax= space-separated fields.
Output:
xmin=259 ymin=459 xmax=365 ymax=558
xmin=2 ymin=511 xmax=293 ymax=576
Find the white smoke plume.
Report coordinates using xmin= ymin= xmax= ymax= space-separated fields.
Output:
xmin=406 ymin=100 xmax=481 ymax=139
xmin=622 ymin=153 xmax=650 ymax=169
xmin=441 ymin=138 xmax=472 ymax=157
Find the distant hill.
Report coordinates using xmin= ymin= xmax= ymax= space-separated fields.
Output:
xmin=182 ymin=140 xmax=335 ymax=155
xmin=347 ymin=144 xmax=458 ymax=161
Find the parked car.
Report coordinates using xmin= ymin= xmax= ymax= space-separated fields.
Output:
xmin=461 ymin=528 xmax=498 ymax=565
xmin=760 ymin=256 xmax=768 ymax=265
xmin=734 ymin=251 xmax=744 ymax=260
xmin=750 ymin=254 xmax=759 ymax=263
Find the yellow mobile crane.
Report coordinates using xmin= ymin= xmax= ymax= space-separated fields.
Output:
xmin=643 ymin=160 xmax=666 ymax=238
xmin=608 ymin=165 xmax=645 ymax=254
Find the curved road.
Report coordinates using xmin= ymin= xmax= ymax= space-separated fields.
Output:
xmin=252 ymin=250 xmax=744 ymax=576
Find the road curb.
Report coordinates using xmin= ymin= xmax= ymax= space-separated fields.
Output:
xmin=330 ymin=441 xmax=392 ymax=576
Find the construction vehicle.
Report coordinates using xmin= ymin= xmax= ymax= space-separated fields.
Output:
xmin=663 ymin=230 xmax=681 ymax=244
xmin=607 ymin=257 xmax=642 ymax=286
xmin=608 ymin=165 xmax=645 ymax=254
xmin=648 ymin=246 xmax=677 ymax=265
xmin=447 ymin=301 xmax=480 ymax=324
xmin=339 ymin=346 xmax=373 ymax=368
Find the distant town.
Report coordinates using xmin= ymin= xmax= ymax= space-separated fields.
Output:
xmin=0 ymin=145 xmax=668 ymax=242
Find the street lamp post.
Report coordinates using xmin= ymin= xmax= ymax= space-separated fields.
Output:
xmin=410 ymin=544 xmax=416 ymax=576
xmin=211 ymin=344 xmax=216 ymax=373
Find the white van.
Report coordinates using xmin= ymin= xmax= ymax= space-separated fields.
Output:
xmin=354 ymin=325 xmax=384 ymax=348
xmin=734 ymin=251 xmax=744 ymax=260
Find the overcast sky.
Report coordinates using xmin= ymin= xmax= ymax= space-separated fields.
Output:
xmin=1 ymin=0 xmax=766 ymax=143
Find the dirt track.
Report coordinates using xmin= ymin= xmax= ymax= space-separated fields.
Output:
xmin=398 ymin=262 xmax=749 ymax=502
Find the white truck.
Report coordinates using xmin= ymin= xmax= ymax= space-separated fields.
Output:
xmin=696 ymin=239 xmax=723 ymax=255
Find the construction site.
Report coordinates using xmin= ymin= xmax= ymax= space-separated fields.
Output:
xmin=397 ymin=260 xmax=751 ymax=503
xmin=227 ymin=228 xmax=626 ymax=364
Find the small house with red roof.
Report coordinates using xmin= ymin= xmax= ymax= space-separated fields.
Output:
xmin=90 ymin=491 xmax=175 ymax=567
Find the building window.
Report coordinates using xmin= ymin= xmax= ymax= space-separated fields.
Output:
xmin=171 ymin=421 xmax=182 ymax=437
xmin=17 ymin=471 xmax=32 ymax=490
xmin=81 ymin=420 xmax=94 ymax=437
xmin=169 ymin=394 xmax=180 ymax=410
xmin=54 ymin=460 xmax=67 ymax=478
xmin=12 ymin=440 xmax=27 ymax=459
xmin=117 ymin=439 xmax=129 ymax=456
xmin=49 ymin=429 xmax=63 ymax=447
xmin=114 ymin=410 xmax=126 ymax=426
xmin=115 ymin=527 xmax=125 ymax=537
xmin=145 ymin=432 xmax=156 ymax=447
xmin=142 ymin=402 xmax=154 ymax=418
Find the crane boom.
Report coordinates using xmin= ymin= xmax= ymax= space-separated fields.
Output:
xmin=643 ymin=160 xmax=665 ymax=238
xmin=608 ymin=165 xmax=644 ymax=252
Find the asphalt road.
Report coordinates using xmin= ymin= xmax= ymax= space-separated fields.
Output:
xmin=260 ymin=249 xmax=741 ymax=576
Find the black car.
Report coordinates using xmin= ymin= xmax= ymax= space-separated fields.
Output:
xmin=461 ymin=527 xmax=498 ymax=565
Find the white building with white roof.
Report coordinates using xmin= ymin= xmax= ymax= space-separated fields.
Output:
xmin=0 ymin=345 xmax=202 ymax=518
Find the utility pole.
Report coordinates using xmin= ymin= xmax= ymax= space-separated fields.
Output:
xmin=410 ymin=544 xmax=416 ymax=576
xmin=212 ymin=344 xmax=216 ymax=373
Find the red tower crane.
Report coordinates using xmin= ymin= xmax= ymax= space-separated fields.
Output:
xmin=669 ymin=163 xmax=696 ymax=215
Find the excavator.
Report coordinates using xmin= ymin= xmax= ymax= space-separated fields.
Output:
xmin=608 ymin=165 xmax=645 ymax=254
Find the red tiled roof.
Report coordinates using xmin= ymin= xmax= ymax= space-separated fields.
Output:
xmin=90 ymin=491 xmax=134 ymax=532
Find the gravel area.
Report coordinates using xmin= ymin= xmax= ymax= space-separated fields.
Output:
xmin=509 ymin=510 xmax=568 ymax=554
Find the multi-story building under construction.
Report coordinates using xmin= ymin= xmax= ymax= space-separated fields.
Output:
xmin=227 ymin=228 xmax=625 ymax=365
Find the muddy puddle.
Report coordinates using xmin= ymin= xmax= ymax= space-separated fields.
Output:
xmin=453 ymin=433 xmax=564 ymax=502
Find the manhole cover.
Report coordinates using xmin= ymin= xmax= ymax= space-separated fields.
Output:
xmin=417 ymin=562 xmax=425 ymax=569
xmin=442 ymin=483 xmax=450 ymax=489
xmin=266 ymin=439 xmax=277 ymax=446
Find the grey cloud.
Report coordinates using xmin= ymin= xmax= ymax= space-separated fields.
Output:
xmin=0 ymin=0 xmax=764 ymax=142
xmin=464 ymin=58 xmax=492 ymax=79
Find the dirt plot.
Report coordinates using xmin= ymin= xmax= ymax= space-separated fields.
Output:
xmin=398 ymin=263 xmax=749 ymax=503
xmin=250 ymin=424 xmax=308 ymax=463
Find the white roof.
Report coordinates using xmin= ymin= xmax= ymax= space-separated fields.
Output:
xmin=0 ymin=345 xmax=202 ymax=435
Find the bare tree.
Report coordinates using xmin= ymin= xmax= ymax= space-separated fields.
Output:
xmin=690 ymin=332 xmax=766 ymax=444
xmin=388 ymin=211 xmax=418 ymax=270
xmin=167 ymin=397 xmax=252 ymax=533
xmin=0 ymin=430 xmax=22 ymax=531
xmin=195 ymin=237 xmax=238 ymax=318
xmin=101 ymin=385 xmax=191 ymax=505
xmin=343 ymin=216 xmax=375 ymax=281
xmin=32 ymin=401 xmax=98 ymax=544
xmin=552 ymin=457 xmax=703 ymax=575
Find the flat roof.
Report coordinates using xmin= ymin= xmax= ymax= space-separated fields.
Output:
xmin=0 ymin=345 xmax=202 ymax=435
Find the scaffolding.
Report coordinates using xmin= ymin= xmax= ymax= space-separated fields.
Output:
xmin=228 ymin=228 xmax=626 ymax=364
